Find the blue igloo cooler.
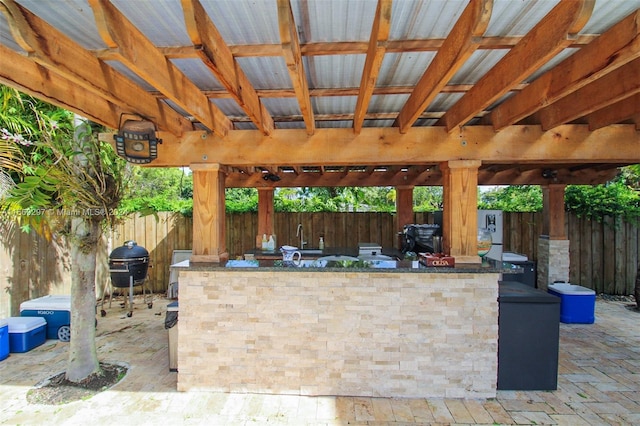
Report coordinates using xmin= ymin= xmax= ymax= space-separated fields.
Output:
xmin=0 ymin=318 xmax=8 ymax=361
xmin=548 ymin=283 xmax=596 ymax=324
xmin=20 ymin=295 xmax=71 ymax=341
xmin=7 ymin=317 xmax=46 ymax=353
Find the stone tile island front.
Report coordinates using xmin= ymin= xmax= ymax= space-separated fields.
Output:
xmin=174 ymin=263 xmax=500 ymax=399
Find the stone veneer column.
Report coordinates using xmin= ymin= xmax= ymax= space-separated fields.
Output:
xmin=538 ymin=184 xmax=569 ymax=290
xmin=537 ymin=237 xmax=570 ymax=290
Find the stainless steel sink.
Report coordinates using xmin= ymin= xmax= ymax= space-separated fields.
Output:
xmin=300 ymin=249 xmax=324 ymax=254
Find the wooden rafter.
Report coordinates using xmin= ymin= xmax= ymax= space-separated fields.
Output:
xmin=439 ymin=0 xmax=595 ymax=131
xmin=394 ymin=0 xmax=493 ymax=133
xmin=353 ymin=0 xmax=392 ymax=134
xmin=492 ymin=8 xmax=640 ymax=131
xmin=0 ymin=44 xmax=120 ymax=129
xmin=88 ymin=0 xmax=231 ymax=137
xmin=0 ymin=0 xmax=192 ymax=135
xmin=587 ymin=93 xmax=640 ymax=131
xmin=278 ymin=0 xmax=315 ymax=135
xmin=539 ymin=57 xmax=640 ymax=130
xmin=181 ymin=0 xmax=274 ymax=136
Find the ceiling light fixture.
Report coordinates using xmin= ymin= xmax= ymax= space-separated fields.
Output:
xmin=262 ymin=173 xmax=281 ymax=182
xmin=541 ymin=168 xmax=558 ymax=180
xmin=114 ymin=114 xmax=162 ymax=164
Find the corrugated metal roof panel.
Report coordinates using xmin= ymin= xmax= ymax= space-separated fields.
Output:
xmin=170 ymin=59 xmax=223 ymax=91
xmin=306 ymin=55 xmax=365 ymax=89
xmin=262 ymin=98 xmax=302 ymax=117
xmin=0 ymin=14 xmax=23 ymax=52
xmin=485 ymin=0 xmax=559 ymax=37
xmin=378 ymin=52 xmax=436 ymax=86
xmin=313 ymin=97 xmax=357 ymax=115
xmin=211 ymin=98 xmax=246 ymax=117
xmin=276 ymin=122 xmax=306 ymax=130
xmin=236 ymin=57 xmax=292 ymax=90
xmin=111 ymin=0 xmax=190 ymax=46
xmin=427 ymin=93 xmax=464 ymax=112
xmin=389 ymin=0 xmax=465 ymax=39
xmin=233 ymin=122 xmax=258 ymax=130
xmin=317 ymin=120 xmax=352 ymax=129
xmin=201 ymin=0 xmax=280 ymax=45
xmin=363 ymin=119 xmax=395 ymax=128
xmin=582 ymin=0 xmax=640 ymax=33
xmin=525 ymin=48 xmax=578 ymax=82
xmin=105 ymin=61 xmax=157 ymax=92
xmin=367 ymin=95 xmax=409 ymax=114
xmin=449 ymin=49 xmax=509 ymax=85
xmin=291 ymin=0 xmax=376 ymax=43
xmin=16 ymin=0 xmax=105 ymax=49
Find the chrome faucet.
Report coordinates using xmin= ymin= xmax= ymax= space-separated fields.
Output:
xmin=296 ymin=223 xmax=307 ymax=249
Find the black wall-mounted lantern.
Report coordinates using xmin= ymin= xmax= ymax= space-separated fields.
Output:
xmin=114 ymin=114 xmax=162 ymax=164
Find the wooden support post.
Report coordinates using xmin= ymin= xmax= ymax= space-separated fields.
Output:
xmin=542 ymin=184 xmax=567 ymax=239
xmin=190 ymin=163 xmax=229 ymax=263
xmin=256 ymin=188 xmax=275 ymax=248
xmin=441 ymin=160 xmax=481 ymax=264
xmin=396 ymin=186 xmax=414 ymax=249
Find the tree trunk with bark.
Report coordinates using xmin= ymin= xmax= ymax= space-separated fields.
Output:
xmin=635 ymin=261 xmax=640 ymax=310
xmin=65 ymin=217 xmax=101 ymax=382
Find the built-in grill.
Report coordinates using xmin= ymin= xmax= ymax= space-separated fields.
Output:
xmin=105 ymin=241 xmax=152 ymax=317
xmin=401 ymin=224 xmax=440 ymax=254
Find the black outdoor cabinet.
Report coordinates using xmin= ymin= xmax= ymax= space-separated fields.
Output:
xmin=497 ymin=281 xmax=561 ymax=390
xmin=502 ymin=260 xmax=537 ymax=288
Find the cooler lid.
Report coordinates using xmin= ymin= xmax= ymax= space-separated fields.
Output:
xmin=7 ymin=316 xmax=46 ymax=332
xmin=548 ymin=283 xmax=596 ymax=295
xmin=0 ymin=318 xmax=7 ymax=328
xmin=20 ymin=295 xmax=71 ymax=311
xmin=499 ymin=281 xmax=560 ymax=303
xmin=358 ymin=242 xmax=382 ymax=250
xmin=502 ymin=252 xmax=528 ymax=262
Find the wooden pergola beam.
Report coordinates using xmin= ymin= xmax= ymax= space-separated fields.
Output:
xmin=587 ymin=93 xmax=640 ymax=131
xmin=439 ymin=0 xmax=594 ymax=131
xmin=103 ymin=124 xmax=640 ymax=167
xmin=353 ymin=0 xmax=392 ymax=134
xmin=539 ymin=57 xmax=640 ymax=130
xmin=155 ymin=36 xmax=598 ymax=59
xmin=492 ymin=9 xmax=640 ymax=130
xmin=88 ymin=0 xmax=231 ymax=137
xmin=278 ymin=0 xmax=315 ymax=135
xmin=225 ymin=167 xmax=440 ymax=188
xmin=0 ymin=0 xmax=192 ymax=135
xmin=394 ymin=0 xmax=493 ymax=133
xmin=181 ymin=0 xmax=274 ymax=136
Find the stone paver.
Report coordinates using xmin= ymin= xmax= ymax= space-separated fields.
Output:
xmin=0 ymin=295 xmax=638 ymax=425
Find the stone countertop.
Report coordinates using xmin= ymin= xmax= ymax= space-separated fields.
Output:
xmin=244 ymin=246 xmax=402 ymax=259
xmin=170 ymin=258 xmax=511 ymax=274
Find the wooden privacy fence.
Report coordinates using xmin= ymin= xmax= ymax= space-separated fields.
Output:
xmin=1 ymin=211 xmax=638 ymax=317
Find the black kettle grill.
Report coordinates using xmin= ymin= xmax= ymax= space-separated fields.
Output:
xmin=401 ymin=224 xmax=440 ymax=254
xmin=109 ymin=240 xmax=149 ymax=287
xmin=106 ymin=241 xmax=152 ymax=317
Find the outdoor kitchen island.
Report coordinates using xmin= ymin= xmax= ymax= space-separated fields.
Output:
xmin=173 ymin=260 xmax=502 ymax=399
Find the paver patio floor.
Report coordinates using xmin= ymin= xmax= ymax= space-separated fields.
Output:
xmin=1 ymin=294 xmax=638 ymax=425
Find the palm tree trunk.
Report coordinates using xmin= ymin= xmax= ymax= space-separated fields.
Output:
xmin=635 ymin=261 xmax=640 ymax=310
xmin=65 ymin=217 xmax=101 ymax=382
